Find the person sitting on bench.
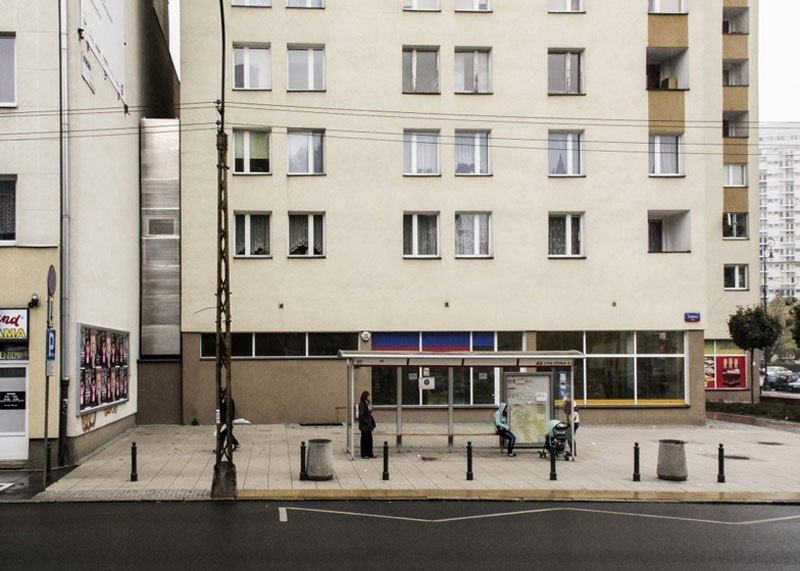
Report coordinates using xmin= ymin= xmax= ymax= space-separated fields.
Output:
xmin=493 ymin=402 xmax=517 ymax=457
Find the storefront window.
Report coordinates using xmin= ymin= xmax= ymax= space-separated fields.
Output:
xmin=637 ymin=357 xmax=685 ymax=400
xmin=586 ymin=357 xmax=635 ymax=401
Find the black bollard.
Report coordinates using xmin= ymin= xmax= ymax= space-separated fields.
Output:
xmin=549 ymin=443 xmax=557 ymax=481
xmin=130 ymin=442 xmax=138 ymax=482
xmin=633 ymin=442 xmax=641 ymax=482
xmin=382 ymin=441 xmax=390 ymax=481
xmin=466 ymin=441 xmax=474 ymax=481
xmin=299 ymin=441 xmax=308 ymax=481
xmin=717 ymin=443 xmax=726 ymax=483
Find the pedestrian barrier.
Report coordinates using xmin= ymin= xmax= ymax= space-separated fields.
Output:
xmin=633 ymin=442 xmax=641 ymax=482
xmin=382 ymin=441 xmax=390 ymax=481
xmin=718 ymin=443 xmax=726 ymax=483
xmin=130 ymin=442 xmax=138 ymax=482
xmin=299 ymin=441 xmax=308 ymax=481
xmin=466 ymin=441 xmax=474 ymax=481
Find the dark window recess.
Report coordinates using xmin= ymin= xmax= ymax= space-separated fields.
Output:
xmin=537 ymin=331 xmax=582 ymax=352
xmin=232 ymin=333 xmax=253 ymax=357
xmin=308 ymin=332 xmax=359 ymax=356
xmin=648 ymin=220 xmax=664 ymax=253
xmin=497 ymin=331 xmax=524 ymax=351
xmin=255 ymin=333 xmax=306 ymax=357
xmin=201 ymin=334 xmax=216 ymax=357
xmin=472 ymin=331 xmax=495 ymax=351
xmin=149 ymin=219 xmax=175 ymax=235
xmin=371 ymin=367 xmax=398 ymax=405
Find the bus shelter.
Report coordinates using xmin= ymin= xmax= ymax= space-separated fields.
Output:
xmin=339 ymin=350 xmax=583 ymax=460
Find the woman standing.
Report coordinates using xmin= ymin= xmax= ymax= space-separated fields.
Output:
xmin=357 ymin=390 xmax=376 ymax=459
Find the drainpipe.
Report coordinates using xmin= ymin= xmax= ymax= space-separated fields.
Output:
xmin=57 ymin=0 xmax=70 ymax=466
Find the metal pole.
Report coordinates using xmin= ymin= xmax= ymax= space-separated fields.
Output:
xmin=382 ymin=441 xmax=389 ymax=481
xmin=717 ymin=443 xmax=726 ymax=483
xmin=447 ymin=367 xmax=454 ymax=452
xmin=570 ymin=365 xmax=576 ymax=458
xmin=466 ymin=441 xmax=473 ymax=481
xmin=130 ymin=442 xmax=138 ymax=482
xmin=633 ymin=442 xmax=641 ymax=482
xmin=396 ymin=366 xmax=402 ymax=452
xmin=347 ymin=361 xmax=354 ymax=459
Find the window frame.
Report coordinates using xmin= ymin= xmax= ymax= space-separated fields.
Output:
xmin=234 ymin=212 xmax=271 ymax=258
xmin=548 ymin=131 xmax=584 ymax=176
xmin=286 ymin=129 xmax=325 ymax=175
xmin=455 ymin=212 xmax=492 ymax=258
xmin=403 ymin=0 xmax=441 ymax=11
xmin=648 ymin=0 xmax=687 ymax=15
xmin=402 ymin=47 xmax=440 ymax=94
xmin=0 ymin=34 xmax=16 ymax=107
xmin=288 ymin=212 xmax=325 ymax=258
xmin=233 ymin=129 xmax=271 ymax=175
xmin=548 ymin=213 xmax=584 ymax=258
xmin=232 ymin=0 xmax=271 ymax=6
xmin=233 ymin=44 xmax=271 ymax=90
xmin=0 ymin=176 xmax=16 ymax=244
xmin=454 ymin=130 xmax=490 ymax=175
xmin=722 ymin=213 xmax=748 ymax=240
xmin=649 ymin=134 xmax=683 ymax=176
xmin=287 ymin=0 xmax=324 ymax=8
xmin=454 ymin=0 xmax=491 ymax=12
xmin=454 ymin=48 xmax=492 ymax=94
xmin=723 ymin=264 xmax=748 ymax=290
xmin=724 ymin=163 xmax=747 ymax=187
xmin=548 ymin=50 xmax=583 ymax=95
xmin=548 ymin=0 xmax=585 ymax=13
xmin=404 ymin=212 xmax=441 ymax=258
xmin=404 ymin=130 xmax=441 ymax=176
xmin=287 ymin=45 xmax=325 ymax=92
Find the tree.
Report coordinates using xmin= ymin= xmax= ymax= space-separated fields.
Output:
xmin=768 ymin=296 xmax=797 ymax=360
xmin=790 ymin=303 xmax=800 ymax=350
xmin=728 ymin=305 xmax=782 ymax=402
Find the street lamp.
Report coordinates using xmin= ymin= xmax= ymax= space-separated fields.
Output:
xmin=760 ymin=237 xmax=774 ymax=392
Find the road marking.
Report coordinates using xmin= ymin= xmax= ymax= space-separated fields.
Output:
xmin=279 ymin=508 xmax=287 ymax=522
xmin=0 ymin=483 xmax=12 ymax=493
xmin=280 ymin=506 xmax=800 ymax=527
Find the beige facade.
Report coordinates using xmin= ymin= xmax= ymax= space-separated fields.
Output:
xmin=178 ymin=1 xmax=757 ymax=425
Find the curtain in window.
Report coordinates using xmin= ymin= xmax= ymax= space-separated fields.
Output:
xmin=415 ymin=51 xmax=438 ymax=93
xmin=288 ymin=132 xmax=309 ymax=173
xmin=235 ymin=214 xmax=246 ymax=255
xmin=313 ymin=214 xmax=323 ymax=255
xmin=312 ymin=132 xmax=324 ymax=173
xmin=313 ymin=50 xmax=324 ymax=90
xmin=549 ymin=133 xmax=568 ymax=174
xmin=289 ymin=215 xmax=309 ymax=255
xmin=478 ymin=133 xmax=489 ymax=173
xmin=476 ymin=51 xmax=489 ymax=92
xmin=661 ymin=136 xmax=678 ymax=173
xmin=234 ymin=48 xmax=245 ymax=88
xmin=234 ymin=131 xmax=245 ymax=172
xmin=250 ymin=132 xmax=269 ymax=172
xmin=402 ymin=51 xmax=414 ymax=92
xmin=249 ymin=48 xmax=269 ymax=89
xmin=570 ymin=215 xmax=581 ymax=255
xmin=567 ymin=53 xmax=580 ymax=93
xmin=455 ymin=214 xmax=475 ymax=255
xmin=250 ymin=215 xmax=268 ymax=255
xmin=416 ymin=132 xmax=438 ymax=174
xmin=403 ymin=215 xmax=413 ymax=255
xmin=455 ymin=132 xmax=475 ymax=174
xmin=454 ymin=52 xmax=472 ymax=92
xmin=648 ymin=136 xmax=656 ymax=173
xmin=549 ymin=216 xmax=566 ymax=255
xmin=417 ymin=215 xmax=438 ymax=255
xmin=0 ymin=37 xmax=14 ymax=103
xmin=288 ymin=49 xmax=307 ymax=90
xmin=723 ymin=266 xmax=736 ymax=288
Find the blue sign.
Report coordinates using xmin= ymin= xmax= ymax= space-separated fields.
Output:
xmin=684 ymin=312 xmax=701 ymax=323
xmin=46 ymin=328 xmax=56 ymax=361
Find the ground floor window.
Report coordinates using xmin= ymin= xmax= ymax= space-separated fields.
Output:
xmin=200 ymin=332 xmax=358 ymax=358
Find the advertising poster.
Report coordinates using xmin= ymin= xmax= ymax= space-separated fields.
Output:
xmin=504 ymin=373 xmax=551 ymax=446
xmin=0 ymin=309 xmax=29 ymax=362
xmin=704 ymin=356 xmax=716 ymax=389
xmin=715 ymin=355 xmax=746 ymax=389
xmin=78 ymin=324 xmax=129 ymax=414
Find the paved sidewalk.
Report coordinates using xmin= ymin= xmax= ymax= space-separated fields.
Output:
xmin=30 ymin=419 xmax=800 ymax=503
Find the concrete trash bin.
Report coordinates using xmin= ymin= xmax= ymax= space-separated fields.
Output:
xmin=657 ymin=439 xmax=688 ymax=481
xmin=306 ymin=438 xmax=334 ymax=481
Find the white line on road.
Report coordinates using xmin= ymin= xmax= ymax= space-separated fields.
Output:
xmin=0 ymin=483 xmax=13 ymax=493
xmin=279 ymin=506 xmax=800 ymax=527
xmin=279 ymin=508 xmax=287 ymax=522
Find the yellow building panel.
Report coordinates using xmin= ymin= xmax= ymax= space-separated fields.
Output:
xmin=723 ymin=86 xmax=749 ymax=112
xmin=723 ymin=34 xmax=748 ymax=60
xmin=723 ymin=0 xmax=749 ymax=8
xmin=648 ymin=15 xmax=688 ymax=48
xmin=723 ymin=187 xmax=749 ymax=212
xmin=723 ymin=138 xmax=749 ymax=163
xmin=649 ymin=90 xmax=685 ymax=132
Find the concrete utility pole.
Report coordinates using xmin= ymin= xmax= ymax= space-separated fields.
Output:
xmin=211 ymin=0 xmax=236 ymax=499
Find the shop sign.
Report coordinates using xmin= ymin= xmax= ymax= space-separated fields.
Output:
xmin=0 ymin=391 xmax=26 ymax=410
xmin=0 ymin=309 xmax=28 ymax=340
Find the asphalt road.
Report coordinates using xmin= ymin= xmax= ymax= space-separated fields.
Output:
xmin=2 ymin=501 xmax=799 ymax=570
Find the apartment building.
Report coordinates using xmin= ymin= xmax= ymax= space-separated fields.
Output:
xmin=0 ymin=1 xmax=177 ymax=466
xmin=175 ymin=0 xmax=758 ymax=427
xmin=759 ymin=131 xmax=800 ymax=301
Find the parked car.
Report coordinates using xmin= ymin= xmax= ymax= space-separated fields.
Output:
xmin=767 ymin=366 xmax=794 ymax=378
xmin=788 ymin=379 xmax=800 ymax=393
xmin=763 ymin=372 xmax=791 ymax=392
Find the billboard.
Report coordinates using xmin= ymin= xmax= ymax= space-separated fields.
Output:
xmin=78 ymin=324 xmax=130 ymax=414
xmin=80 ymin=0 xmax=125 ymax=97
xmin=705 ymin=355 xmax=747 ymax=390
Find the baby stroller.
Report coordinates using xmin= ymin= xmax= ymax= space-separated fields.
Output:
xmin=539 ymin=419 xmax=572 ymax=461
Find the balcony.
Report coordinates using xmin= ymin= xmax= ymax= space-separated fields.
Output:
xmin=648 ymin=14 xmax=688 ymax=49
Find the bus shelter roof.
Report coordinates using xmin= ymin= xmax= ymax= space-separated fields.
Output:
xmin=338 ymin=350 xmax=584 ymax=368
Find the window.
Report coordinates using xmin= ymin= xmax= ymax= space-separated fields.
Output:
xmin=233 ymin=45 xmax=270 ymax=89
xmin=724 ymin=163 xmax=747 ymax=187
xmin=649 ymin=134 xmax=682 ymax=175
xmin=722 ymin=7 xmax=749 ymax=34
xmin=548 ymin=213 xmax=583 ymax=257
xmin=724 ymin=264 xmax=748 ymax=290
xmin=0 ymin=34 xmax=14 ymax=105
xmin=455 ymin=131 xmax=489 ymax=175
xmin=0 ymin=178 xmax=15 ymax=242
xmin=723 ymin=112 xmax=749 ymax=138
xmin=548 ymin=50 xmax=583 ymax=94
xmin=404 ymin=130 xmax=439 ymax=175
xmin=287 ymin=130 xmax=324 ymax=174
xmin=235 ymin=213 xmax=270 ymax=256
xmin=289 ymin=213 xmax=324 ymax=256
xmin=455 ymin=0 xmax=491 ymax=11
xmin=648 ymin=0 xmax=686 ymax=14
xmin=233 ymin=0 xmax=270 ymax=6
xmin=287 ymin=0 xmax=323 ymax=7
xmin=454 ymin=49 xmax=491 ymax=93
xmin=288 ymin=46 xmax=324 ymax=91
xmin=647 ymin=211 xmax=691 ymax=253
xmin=403 ymin=0 xmax=440 ymax=10
xmin=549 ymin=0 xmax=584 ymax=12
xmin=233 ymin=130 xmax=270 ymax=173
xmin=455 ymin=213 xmax=491 ymax=257
xmin=723 ymin=213 xmax=748 ymax=239
xmin=202 ymin=332 xmax=358 ymax=358
xmin=403 ymin=47 xmax=439 ymax=93
xmin=548 ymin=131 xmax=582 ymax=176
xmin=404 ymin=213 xmax=439 ymax=257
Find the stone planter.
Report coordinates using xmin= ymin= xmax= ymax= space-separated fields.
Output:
xmin=306 ymin=438 xmax=334 ymax=481
xmin=657 ymin=439 xmax=688 ymax=481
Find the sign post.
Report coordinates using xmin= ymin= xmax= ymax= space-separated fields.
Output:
xmin=43 ymin=265 xmax=56 ymax=488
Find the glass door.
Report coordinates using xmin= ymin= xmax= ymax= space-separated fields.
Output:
xmin=0 ymin=367 xmax=28 ymax=461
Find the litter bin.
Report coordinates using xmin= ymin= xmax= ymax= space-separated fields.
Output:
xmin=306 ymin=438 xmax=334 ymax=481
xmin=657 ymin=439 xmax=688 ymax=481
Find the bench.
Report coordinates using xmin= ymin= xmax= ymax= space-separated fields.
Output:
xmin=373 ymin=431 xmax=505 ymax=453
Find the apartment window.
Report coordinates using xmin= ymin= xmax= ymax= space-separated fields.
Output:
xmin=455 ymin=213 xmax=491 ymax=257
xmin=648 ymin=0 xmax=686 ymax=14
xmin=455 ymin=0 xmax=491 ymax=11
xmin=289 ymin=213 xmax=324 ymax=256
xmin=404 ymin=131 xmax=440 ymax=175
xmin=648 ymin=211 xmax=691 ymax=253
xmin=649 ymin=134 xmax=682 ymax=175
xmin=722 ymin=7 xmax=749 ymax=34
xmin=287 ymin=0 xmax=323 ymax=7
xmin=233 ymin=130 xmax=270 ymax=174
xmin=0 ymin=34 xmax=15 ymax=105
xmin=288 ymin=46 xmax=325 ymax=91
xmin=0 ymin=178 xmax=15 ymax=242
xmin=548 ymin=50 xmax=583 ymax=95
xmin=235 ymin=213 xmax=270 ymax=257
xmin=455 ymin=131 xmax=489 ymax=175
xmin=549 ymin=0 xmax=584 ymax=12
xmin=233 ymin=0 xmax=270 ymax=6
xmin=549 ymin=213 xmax=583 ymax=257
xmin=403 ymin=0 xmax=440 ymax=10
xmin=454 ymin=49 xmax=491 ymax=94
xmin=403 ymin=47 xmax=439 ymax=93
xmin=724 ymin=264 xmax=748 ymax=290
xmin=404 ymin=213 xmax=439 ymax=257
xmin=233 ymin=45 xmax=270 ymax=89
xmin=548 ymin=131 xmax=583 ymax=176
xmin=723 ymin=112 xmax=749 ymax=138
xmin=287 ymin=130 xmax=324 ymax=174
xmin=724 ymin=163 xmax=747 ymax=187
xmin=723 ymin=213 xmax=748 ymax=239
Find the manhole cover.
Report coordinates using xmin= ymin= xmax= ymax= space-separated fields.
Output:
xmin=757 ymin=441 xmax=783 ymax=446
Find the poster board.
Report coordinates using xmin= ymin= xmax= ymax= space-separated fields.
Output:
xmin=77 ymin=324 xmax=130 ymax=415
xmin=504 ymin=372 xmax=552 ymax=447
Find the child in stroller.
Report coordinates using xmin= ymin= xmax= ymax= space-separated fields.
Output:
xmin=539 ymin=418 xmax=572 ymax=461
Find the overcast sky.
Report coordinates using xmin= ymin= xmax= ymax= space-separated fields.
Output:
xmin=759 ymin=0 xmax=800 ymax=123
